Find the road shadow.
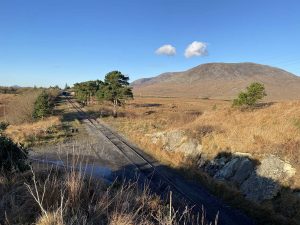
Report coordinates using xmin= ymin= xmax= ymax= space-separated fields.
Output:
xmin=61 ymin=111 xmax=84 ymax=122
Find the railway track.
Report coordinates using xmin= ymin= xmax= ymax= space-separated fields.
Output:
xmin=66 ymin=97 xmax=256 ymax=225
xmin=67 ymin=98 xmax=200 ymax=205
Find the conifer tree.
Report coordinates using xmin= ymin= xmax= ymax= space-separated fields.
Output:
xmin=32 ymin=91 xmax=53 ymax=119
xmin=96 ymin=71 xmax=133 ymax=117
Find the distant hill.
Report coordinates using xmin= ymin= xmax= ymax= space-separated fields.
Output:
xmin=132 ymin=63 xmax=300 ymax=100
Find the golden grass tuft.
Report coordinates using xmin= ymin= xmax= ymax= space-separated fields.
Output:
xmin=109 ymin=213 xmax=134 ymax=225
xmin=36 ymin=212 xmax=64 ymax=225
xmin=5 ymin=116 xmax=61 ymax=145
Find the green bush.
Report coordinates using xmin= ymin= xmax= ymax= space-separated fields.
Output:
xmin=0 ymin=121 xmax=9 ymax=132
xmin=0 ymin=135 xmax=30 ymax=176
xmin=233 ymin=82 xmax=267 ymax=107
xmin=32 ymin=91 xmax=54 ymax=119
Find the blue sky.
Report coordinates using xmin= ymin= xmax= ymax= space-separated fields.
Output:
xmin=0 ymin=0 xmax=300 ymax=87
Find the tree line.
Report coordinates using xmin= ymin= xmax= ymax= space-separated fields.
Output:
xmin=0 ymin=86 xmax=18 ymax=94
xmin=73 ymin=71 xmax=133 ymax=116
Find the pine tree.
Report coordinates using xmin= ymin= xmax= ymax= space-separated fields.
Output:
xmin=32 ymin=91 xmax=53 ymax=119
xmin=233 ymin=82 xmax=267 ymax=107
xmin=73 ymin=80 xmax=103 ymax=106
xmin=96 ymin=71 xmax=133 ymax=117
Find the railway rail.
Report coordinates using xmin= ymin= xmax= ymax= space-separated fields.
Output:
xmin=66 ymin=96 xmax=255 ymax=225
xmin=67 ymin=98 xmax=199 ymax=203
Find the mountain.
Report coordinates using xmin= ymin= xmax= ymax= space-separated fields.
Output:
xmin=132 ymin=63 xmax=300 ymax=100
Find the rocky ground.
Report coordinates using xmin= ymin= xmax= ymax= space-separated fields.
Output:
xmin=150 ymin=129 xmax=298 ymax=203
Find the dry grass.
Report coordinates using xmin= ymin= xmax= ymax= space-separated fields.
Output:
xmin=193 ymin=101 xmax=300 ymax=158
xmin=4 ymin=116 xmax=64 ymax=147
xmin=189 ymin=101 xmax=300 ymax=188
xmin=0 ymin=163 xmax=215 ymax=225
xmin=99 ymin=98 xmax=300 ymax=186
xmin=2 ymin=88 xmax=60 ymax=125
xmin=36 ymin=212 xmax=64 ymax=225
xmin=1 ymin=90 xmax=71 ymax=147
xmin=90 ymin=97 xmax=300 ymax=224
xmin=0 ymin=94 xmax=16 ymax=119
xmin=5 ymin=89 xmax=42 ymax=124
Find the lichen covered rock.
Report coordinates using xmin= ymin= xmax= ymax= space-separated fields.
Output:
xmin=150 ymin=130 xmax=202 ymax=156
xmin=240 ymin=155 xmax=296 ymax=203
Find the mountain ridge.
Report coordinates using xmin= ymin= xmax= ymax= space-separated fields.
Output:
xmin=132 ymin=62 xmax=300 ymax=100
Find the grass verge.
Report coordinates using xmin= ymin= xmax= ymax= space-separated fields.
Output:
xmin=0 ymin=164 xmax=216 ymax=225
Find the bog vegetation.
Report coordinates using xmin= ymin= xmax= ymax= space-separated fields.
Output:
xmin=0 ymin=77 xmax=221 ymax=225
xmin=1 ymin=78 xmax=298 ymax=225
xmin=95 ymin=90 xmax=300 ymax=225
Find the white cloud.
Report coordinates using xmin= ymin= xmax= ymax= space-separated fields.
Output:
xmin=155 ymin=44 xmax=176 ymax=56
xmin=184 ymin=41 xmax=208 ymax=58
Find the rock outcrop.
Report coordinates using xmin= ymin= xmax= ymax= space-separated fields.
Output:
xmin=214 ymin=157 xmax=255 ymax=186
xmin=240 ymin=155 xmax=296 ymax=202
xmin=150 ymin=130 xmax=297 ymax=203
xmin=150 ymin=130 xmax=202 ymax=156
xmin=230 ymin=158 xmax=254 ymax=186
xmin=202 ymin=153 xmax=296 ymax=203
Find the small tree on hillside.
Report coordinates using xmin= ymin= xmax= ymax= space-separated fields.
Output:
xmin=0 ymin=135 xmax=30 ymax=177
xmin=32 ymin=91 xmax=54 ymax=119
xmin=233 ymin=82 xmax=267 ymax=107
xmin=96 ymin=71 xmax=133 ymax=117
